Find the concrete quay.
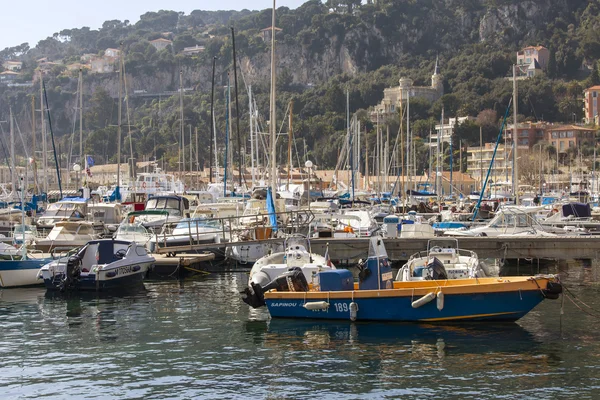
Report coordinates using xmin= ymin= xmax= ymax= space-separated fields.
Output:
xmin=309 ymin=236 xmax=600 ymax=263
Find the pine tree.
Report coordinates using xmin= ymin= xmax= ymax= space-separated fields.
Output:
xmin=587 ymin=60 xmax=600 ymax=87
xmin=547 ymin=48 xmax=557 ymax=79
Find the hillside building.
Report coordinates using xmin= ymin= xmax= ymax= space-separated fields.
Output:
xmin=433 ymin=116 xmax=475 ymax=144
xmin=517 ymin=45 xmax=549 ymax=77
xmin=546 ymin=125 xmax=596 ymax=153
xmin=372 ymin=57 xmax=443 ymax=119
xmin=182 ymin=45 xmax=205 ymax=56
xmin=583 ymin=85 xmax=600 ymax=125
xmin=150 ymin=38 xmax=173 ymax=51
xmin=2 ymin=61 xmax=22 ymax=71
xmin=466 ymin=143 xmax=528 ymax=185
xmin=505 ymin=122 xmax=548 ymax=148
xmin=0 ymin=70 xmax=21 ymax=83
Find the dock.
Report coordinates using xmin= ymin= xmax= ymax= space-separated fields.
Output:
xmin=309 ymin=236 xmax=600 ymax=263
xmin=150 ymin=253 xmax=215 ymax=278
xmin=156 ymin=235 xmax=600 ymax=263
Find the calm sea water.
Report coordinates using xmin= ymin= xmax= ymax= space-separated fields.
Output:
xmin=1 ymin=260 xmax=600 ymax=399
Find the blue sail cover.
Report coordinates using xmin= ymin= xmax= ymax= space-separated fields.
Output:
xmin=266 ymin=187 xmax=278 ymax=232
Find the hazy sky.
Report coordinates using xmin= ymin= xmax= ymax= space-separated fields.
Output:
xmin=0 ymin=0 xmax=307 ymax=50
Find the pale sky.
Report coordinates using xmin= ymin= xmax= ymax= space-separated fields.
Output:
xmin=0 ymin=0 xmax=308 ymax=50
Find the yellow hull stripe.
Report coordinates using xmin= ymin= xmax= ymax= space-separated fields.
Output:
xmin=419 ymin=311 xmax=518 ymax=322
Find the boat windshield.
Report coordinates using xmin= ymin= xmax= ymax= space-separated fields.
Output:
xmin=368 ymin=237 xmax=388 ymax=259
xmin=146 ymin=198 xmax=182 ymax=215
xmin=43 ymin=202 xmax=84 ymax=218
xmin=175 ymin=218 xmax=221 ymax=230
xmin=117 ymin=224 xmax=148 ymax=234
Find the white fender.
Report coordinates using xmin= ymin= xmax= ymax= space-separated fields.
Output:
xmin=349 ymin=302 xmax=358 ymax=321
xmin=304 ymin=301 xmax=329 ymax=310
xmin=436 ymin=291 xmax=444 ymax=311
xmin=412 ymin=292 xmax=436 ymax=308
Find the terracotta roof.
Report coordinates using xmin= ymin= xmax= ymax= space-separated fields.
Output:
xmin=522 ymin=45 xmax=547 ymax=51
xmin=150 ymin=38 xmax=172 ymax=43
xmin=585 ymin=86 xmax=600 ymax=91
xmin=547 ymin=124 xmax=596 ymax=132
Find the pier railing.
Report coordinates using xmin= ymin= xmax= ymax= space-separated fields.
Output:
xmin=152 ymin=209 xmax=315 ymax=254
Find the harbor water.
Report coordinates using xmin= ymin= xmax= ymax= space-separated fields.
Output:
xmin=1 ymin=260 xmax=600 ymax=399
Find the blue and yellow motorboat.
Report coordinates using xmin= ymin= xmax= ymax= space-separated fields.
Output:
xmin=241 ymin=238 xmax=562 ymax=322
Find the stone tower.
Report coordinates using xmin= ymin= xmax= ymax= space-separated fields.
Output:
xmin=431 ymin=55 xmax=443 ymax=95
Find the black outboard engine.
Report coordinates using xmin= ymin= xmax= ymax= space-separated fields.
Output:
xmin=241 ymin=267 xmax=309 ymax=308
xmin=59 ymin=255 xmax=82 ymax=291
xmin=425 ymin=257 xmax=448 ymax=280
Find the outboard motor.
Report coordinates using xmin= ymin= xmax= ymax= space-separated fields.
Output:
xmin=424 ymin=257 xmax=448 ymax=280
xmin=59 ymin=255 xmax=82 ymax=291
xmin=241 ymin=267 xmax=309 ymax=308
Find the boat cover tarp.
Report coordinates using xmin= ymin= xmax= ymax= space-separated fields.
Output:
xmin=562 ymin=202 xmax=591 ymax=218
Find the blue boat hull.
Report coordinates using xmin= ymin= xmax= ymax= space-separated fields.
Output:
xmin=266 ymin=290 xmax=545 ymax=322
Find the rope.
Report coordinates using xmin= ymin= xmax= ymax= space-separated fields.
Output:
xmin=563 ymin=292 xmax=600 ymax=319
xmin=184 ymin=266 xmax=210 ymax=275
xmin=562 ymin=283 xmax=600 ymax=315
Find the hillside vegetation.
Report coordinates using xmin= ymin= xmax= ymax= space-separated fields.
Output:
xmin=1 ymin=0 xmax=600 ymax=173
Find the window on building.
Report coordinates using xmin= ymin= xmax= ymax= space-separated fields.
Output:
xmin=594 ymin=92 xmax=597 ymax=98
xmin=567 ymin=131 xmax=574 ymax=138
xmin=560 ymin=141 xmax=565 ymax=150
xmin=560 ymin=132 xmax=566 ymax=138
xmin=522 ymin=138 xmax=529 ymax=145
xmin=569 ymin=141 xmax=574 ymax=148
xmin=551 ymin=132 xmax=558 ymax=138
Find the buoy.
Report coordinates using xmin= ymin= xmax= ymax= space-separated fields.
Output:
xmin=304 ymin=301 xmax=329 ymax=310
xmin=436 ymin=291 xmax=444 ymax=311
xmin=412 ymin=292 xmax=436 ymax=308
xmin=349 ymin=302 xmax=358 ymax=321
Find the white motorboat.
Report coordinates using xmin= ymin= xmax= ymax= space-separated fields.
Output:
xmin=38 ymin=239 xmax=154 ymax=292
xmin=151 ymin=216 xmax=226 ymax=249
xmin=444 ymin=206 xmax=564 ymax=237
xmin=246 ymin=235 xmax=334 ymax=288
xmin=35 ymin=221 xmax=107 ymax=252
xmin=129 ymin=195 xmax=189 ymax=231
xmin=396 ymin=239 xmax=484 ymax=281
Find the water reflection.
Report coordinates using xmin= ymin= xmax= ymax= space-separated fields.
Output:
xmin=0 ymin=271 xmax=599 ymax=399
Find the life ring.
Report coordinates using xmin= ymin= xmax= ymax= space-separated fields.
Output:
xmin=142 ymin=182 xmax=146 ymax=189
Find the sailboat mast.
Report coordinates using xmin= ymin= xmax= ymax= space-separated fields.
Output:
xmin=79 ymin=68 xmax=83 ymax=189
xmin=287 ymin=99 xmax=293 ymax=190
xmin=31 ymin=95 xmax=39 ymax=193
xmin=179 ymin=69 xmax=184 ymax=181
xmin=269 ymin=0 xmax=277 ymax=196
xmin=117 ymin=46 xmax=123 ymax=190
xmin=249 ymin=85 xmax=255 ymax=187
xmin=9 ymin=108 xmax=15 ymax=193
xmin=480 ymin=126 xmax=483 ymax=191
xmin=40 ymin=71 xmax=48 ymax=194
xmin=231 ymin=27 xmax=243 ymax=188
xmin=512 ymin=64 xmax=519 ymax=203
xmin=407 ymin=90 xmax=411 ymax=191
xmin=209 ymin=56 xmax=217 ymax=183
